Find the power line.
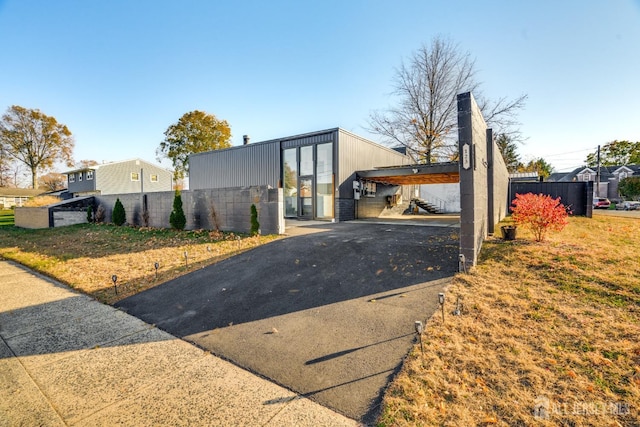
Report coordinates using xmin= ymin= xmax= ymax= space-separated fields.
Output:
xmin=541 ymin=147 xmax=597 ymax=158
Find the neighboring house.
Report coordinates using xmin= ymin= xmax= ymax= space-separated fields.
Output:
xmin=189 ymin=128 xmax=410 ymax=221
xmin=0 ymin=188 xmax=45 ymax=208
xmin=64 ymin=159 xmax=173 ymax=197
xmin=547 ymin=165 xmax=640 ymax=201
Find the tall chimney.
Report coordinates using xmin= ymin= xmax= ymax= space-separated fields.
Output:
xmin=243 ymin=135 xmax=250 ymax=145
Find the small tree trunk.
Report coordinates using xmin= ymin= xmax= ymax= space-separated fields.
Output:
xmin=31 ymin=167 xmax=39 ymax=190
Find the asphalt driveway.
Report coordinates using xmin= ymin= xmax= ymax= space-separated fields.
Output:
xmin=116 ymin=221 xmax=459 ymax=424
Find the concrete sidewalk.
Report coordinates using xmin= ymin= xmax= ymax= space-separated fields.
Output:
xmin=0 ymin=260 xmax=360 ymax=427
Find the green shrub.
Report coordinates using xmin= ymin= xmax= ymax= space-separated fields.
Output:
xmin=250 ymin=204 xmax=260 ymax=235
xmin=112 ymin=198 xmax=126 ymax=226
xmin=169 ymin=191 xmax=186 ymax=230
xmin=86 ymin=205 xmax=93 ymax=223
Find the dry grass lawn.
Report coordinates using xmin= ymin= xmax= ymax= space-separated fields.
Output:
xmin=1 ymin=214 xmax=638 ymax=426
xmin=0 ymin=223 xmax=277 ymax=304
xmin=378 ymin=214 xmax=639 ymax=426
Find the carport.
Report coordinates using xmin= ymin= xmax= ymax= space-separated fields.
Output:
xmin=354 ymin=161 xmax=460 ymax=225
xmin=356 ymin=162 xmax=460 ymax=186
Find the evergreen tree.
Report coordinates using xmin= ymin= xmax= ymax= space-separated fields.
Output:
xmin=170 ymin=191 xmax=186 ymax=230
xmin=250 ymin=204 xmax=260 ymax=235
xmin=112 ymin=198 xmax=126 ymax=226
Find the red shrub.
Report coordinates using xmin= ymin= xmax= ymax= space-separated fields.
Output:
xmin=510 ymin=193 xmax=570 ymax=242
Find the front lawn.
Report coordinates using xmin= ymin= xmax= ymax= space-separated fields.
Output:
xmin=378 ymin=215 xmax=639 ymax=426
xmin=0 ymin=209 xmax=14 ymax=226
xmin=0 ymin=223 xmax=277 ymax=304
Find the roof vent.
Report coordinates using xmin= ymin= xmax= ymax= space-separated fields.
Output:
xmin=243 ymin=135 xmax=250 ymax=145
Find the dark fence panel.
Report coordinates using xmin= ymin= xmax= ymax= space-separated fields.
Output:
xmin=510 ymin=181 xmax=593 ymax=217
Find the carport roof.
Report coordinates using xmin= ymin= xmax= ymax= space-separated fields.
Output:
xmin=357 ymin=162 xmax=459 ymax=185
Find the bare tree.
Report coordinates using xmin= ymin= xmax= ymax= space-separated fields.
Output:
xmin=38 ymin=171 xmax=67 ymax=191
xmin=76 ymin=159 xmax=99 ymax=168
xmin=368 ymin=37 xmax=527 ymax=163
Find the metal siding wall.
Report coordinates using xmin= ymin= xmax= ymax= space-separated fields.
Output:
xmin=337 ymin=130 xmax=410 ymax=198
xmin=189 ymin=142 xmax=280 ymax=190
xmin=280 ymin=131 xmax=336 ymax=149
xmin=510 ymin=181 xmax=592 ymax=216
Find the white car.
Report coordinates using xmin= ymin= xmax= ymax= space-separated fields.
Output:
xmin=621 ymin=201 xmax=640 ymax=211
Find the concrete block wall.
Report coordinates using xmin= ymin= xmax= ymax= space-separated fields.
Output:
xmin=53 ymin=211 xmax=87 ymax=228
xmin=356 ymin=185 xmax=403 ymax=218
xmin=14 ymin=207 xmax=50 ymax=229
xmin=336 ymin=198 xmax=355 ymax=221
xmin=487 ymin=128 xmax=510 ymax=234
xmin=94 ymin=186 xmax=284 ymax=235
xmin=457 ymin=92 xmax=490 ymax=267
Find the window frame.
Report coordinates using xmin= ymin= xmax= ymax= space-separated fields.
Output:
xmin=131 ymin=172 xmax=140 ymax=181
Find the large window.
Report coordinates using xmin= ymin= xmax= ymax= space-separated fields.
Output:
xmin=283 ymin=148 xmax=298 ymax=217
xmin=316 ymin=143 xmax=333 ymax=218
xmin=300 ymin=146 xmax=313 ymax=176
xmin=282 ymin=143 xmax=334 ymax=219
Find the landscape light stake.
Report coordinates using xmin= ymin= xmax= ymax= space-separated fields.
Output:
xmin=414 ymin=321 xmax=424 ymax=356
xmin=154 ymin=262 xmax=159 ymax=280
xmin=112 ymin=275 xmax=118 ymax=295
xmin=184 ymin=251 xmax=188 ymax=268
xmin=458 ymin=253 xmax=467 ymax=273
xmin=439 ymin=293 xmax=445 ymax=323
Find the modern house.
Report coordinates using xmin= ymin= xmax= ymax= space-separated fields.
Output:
xmin=64 ymin=158 xmax=173 ymax=197
xmin=547 ymin=165 xmax=640 ymax=201
xmin=189 ymin=128 xmax=411 ymax=221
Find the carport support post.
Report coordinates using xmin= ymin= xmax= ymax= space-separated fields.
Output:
xmin=457 ymin=91 xmax=490 ymax=269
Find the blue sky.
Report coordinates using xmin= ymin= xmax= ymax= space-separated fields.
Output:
xmin=1 ymin=0 xmax=639 ymax=178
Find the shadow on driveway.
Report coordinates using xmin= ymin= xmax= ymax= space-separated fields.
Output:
xmin=116 ymin=222 xmax=459 ymax=424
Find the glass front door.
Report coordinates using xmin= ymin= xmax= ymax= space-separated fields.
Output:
xmin=282 ymin=143 xmax=333 ymax=220
xmin=299 ymin=176 xmax=313 ymax=219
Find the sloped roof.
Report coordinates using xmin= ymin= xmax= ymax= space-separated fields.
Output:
xmin=0 ymin=187 xmax=46 ymax=197
xmin=63 ymin=158 xmax=172 ymax=175
xmin=547 ymin=165 xmax=640 ymax=182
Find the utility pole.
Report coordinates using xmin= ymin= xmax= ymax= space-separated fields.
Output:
xmin=596 ymin=145 xmax=601 ymax=197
